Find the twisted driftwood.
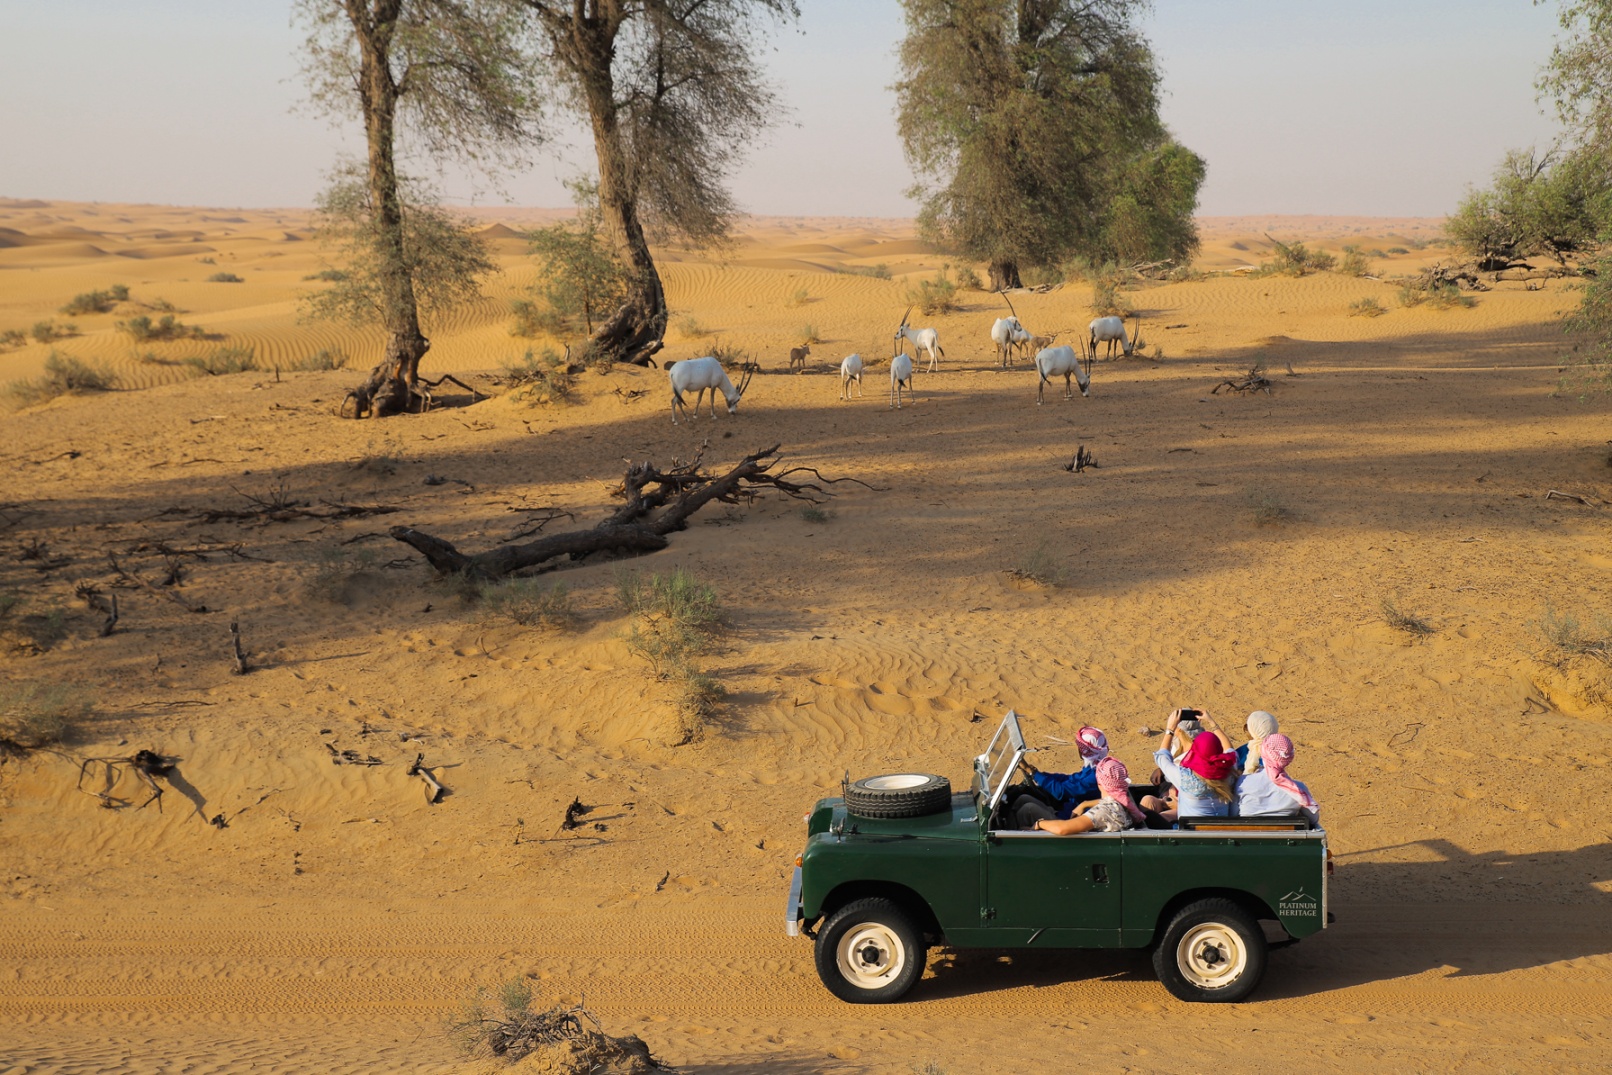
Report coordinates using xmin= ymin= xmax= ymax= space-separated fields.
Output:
xmin=390 ymin=444 xmax=862 ymax=578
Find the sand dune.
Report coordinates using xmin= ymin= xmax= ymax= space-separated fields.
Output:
xmin=2 ymin=200 xmax=1611 ymax=1074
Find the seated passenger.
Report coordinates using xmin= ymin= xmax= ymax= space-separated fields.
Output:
xmin=1140 ymin=708 xmax=1236 ymax=823
xmin=1234 ymin=710 xmax=1279 ymax=775
xmin=1014 ymin=726 xmax=1108 ymax=826
xmin=1234 ymin=733 xmax=1319 ymax=825
xmin=1028 ymin=757 xmax=1144 ymax=834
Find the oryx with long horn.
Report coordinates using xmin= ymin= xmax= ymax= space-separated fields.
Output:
xmin=1089 ymin=313 xmax=1143 ymax=360
xmin=668 ymin=356 xmax=753 ymax=424
xmin=893 ymin=306 xmax=944 ymax=373
xmin=990 ymin=291 xmax=1032 ymax=368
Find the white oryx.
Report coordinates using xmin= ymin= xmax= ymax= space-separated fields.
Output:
xmin=1034 ymin=342 xmax=1091 ymax=404
xmin=839 ymin=353 xmax=864 ymax=400
xmin=889 ymin=352 xmax=914 ymax=409
xmin=990 ymin=316 xmax=1031 ymax=367
xmin=668 ymin=356 xmax=753 ymax=424
xmin=1089 ymin=314 xmax=1142 ymax=360
xmin=893 ymin=307 xmax=944 ymax=372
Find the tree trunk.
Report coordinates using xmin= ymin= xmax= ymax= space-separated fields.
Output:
xmin=575 ymin=21 xmax=667 ymax=368
xmin=989 ymin=259 xmax=1022 ymax=291
xmin=346 ymin=0 xmax=430 ymax=417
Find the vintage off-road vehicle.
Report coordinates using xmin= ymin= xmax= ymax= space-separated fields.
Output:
xmin=786 ymin=712 xmax=1330 ymax=1003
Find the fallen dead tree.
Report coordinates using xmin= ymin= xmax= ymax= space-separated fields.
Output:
xmin=1214 ymin=365 xmax=1274 ymax=395
xmin=390 ymin=444 xmax=864 ymax=579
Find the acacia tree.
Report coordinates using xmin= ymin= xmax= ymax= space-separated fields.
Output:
xmin=516 ymin=0 xmax=797 ymax=366
xmin=896 ymin=0 xmax=1202 ymax=289
xmin=298 ymin=0 xmax=539 ymax=417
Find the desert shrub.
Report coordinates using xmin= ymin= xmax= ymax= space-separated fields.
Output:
xmin=1382 ymin=598 xmax=1434 ymax=636
xmin=1255 ymin=238 xmax=1334 ymax=277
xmin=31 ymin=321 xmax=77 ymax=344
xmin=137 ymin=351 xmax=179 ymax=366
xmin=1089 ymin=278 xmax=1132 ymax=317
xmin=502 ymin=348 xmax=573 ymax=404
xmin=954 ymin=264 xmax=983 ymax=290
xmin=118 ymin=313 xmax=205 ymax=341
xmin=1398 ymin=282 xmax=1475 ymax=310
xmin=0 ymin=592 xmax=68 ymax=653
xmin=619 ymin=568 xmax=724 ymax=740
xmin=618 ymin=568 xmax=721 ymax=630
xmin=1168 ymin=263 xmax=1207 ymax=282
xmin=206 ymin=271 xmax=244 ymax=283
xmin=452 ymin=981 xmax=663 ymax=1071
xmin=302 ymin=268 xmax=349 ymax=282
xmin=294 ymin=348 xmax=347 ymax=371
xmin=800 ymin=505 xmax=830 ymax=524
xmin=1535 ymin=602 xmax=1611 ymax=662
xmin=1248 ymin=489 xmax=1294 ymax=526
xmin=5 ymin=352 xmax=116 ymax=406
xmin=0 ymin=682 xmax=92 ymax=749
xmin=1349 ymin=297 xmax=1387 ymax=317
xmin=478 ymin=578 xmax=572 ymax=629
xmin=183 ymin=345 xmax=257 ymax=375
xmin=1387 ymin=246 xmax=1409 ymax=255
xmin=905 ymin=266 xmax=960 ymax=315
xmin=790 ymin=285 xmax=811 ymax=307
xmin=1337 ymin=245 xmax=1372 ymax=277
xmin=0 ymin=329 xmax=25 ymax=349
xmin=60 ymin=286 xmax=129 ymax=315
xmin=799 ymin=323 xmax=822 ymax=345
xmin=843 ymin=263 xmax=891 ymax=279
xmin=1020 ymin=263 xmax=1064 ymax=288
xmin=306 ymin=547 xmax=378 ymax=602
xmin=1010 ymin=541 xmax=1067 ymax=586
xmin=509 ymin=297 xmax=565 ymax=338
xmin=675 ymin=315 xmax=709 ymax=338
xmin=706 ymin=339 xmax=755 ymax=370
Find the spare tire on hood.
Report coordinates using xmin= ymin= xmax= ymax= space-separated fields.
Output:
xmin=843 ymin=773 xmax=952 ymax=819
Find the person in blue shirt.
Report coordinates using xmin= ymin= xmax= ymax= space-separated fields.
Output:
xmin=1013 ymin=725 xmax=1110 ymax=828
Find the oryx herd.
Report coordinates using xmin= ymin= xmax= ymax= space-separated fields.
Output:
xmin=666 ymin=296 xmax=1143 ymax=421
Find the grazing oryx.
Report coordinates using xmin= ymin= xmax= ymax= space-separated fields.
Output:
xmin=889 ymin=352 xmax=914 ymax=409
xmin=893 ymin=307 xmax=944 ymax=372
xmin=839 ymin=353 xmax=864 ymax=400
xmin=1034 ymin=341 xmax=1092 ymax=404
xmin=1089 ymin=314 xmax=1142 ymax=360
xmin=668 ymin=356 xmax=753 ymax=424
xmin=788 ymin=343 xmax=811 ymax=372
xmin=990 ymin=316 xmax=1031 ymax=367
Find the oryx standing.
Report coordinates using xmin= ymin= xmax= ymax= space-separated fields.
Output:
xmin=668 ymin=356 xmax=753 ymax=424
xmin=893 ymin=306 xmax=944 ymax=372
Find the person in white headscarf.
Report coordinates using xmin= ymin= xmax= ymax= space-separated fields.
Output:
xmin=1236 ymin=711 xmax=1279 ymax=775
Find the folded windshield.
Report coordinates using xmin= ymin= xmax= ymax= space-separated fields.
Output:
xmin=973 ymin=710 xmax=1026 ymax=811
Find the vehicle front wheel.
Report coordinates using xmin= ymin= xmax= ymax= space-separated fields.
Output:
xmin=1152 ymin=898 xmax=1267 ymax=1003
xmin=814 ymin=897 xmax=926 ymax=1003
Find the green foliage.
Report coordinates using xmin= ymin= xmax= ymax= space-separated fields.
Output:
xmin=1337 ymin=245 xmax=1373 ymax=277
xmin=1446 ymin=147 xmax=1612 ymax=268
xmin=478 ymin=578 xmax=572 ymax=629
xmin=501 ymin=348 xmax=573 ymax=404
xmin=1089 ymin=277 xmax=1132 ymax=317
xmin=843 ymin=263 xmax=892 ymax=279
xmin=31 ymin=320 xmax=77 ymax=344
xmin=953 ymin=264 xmax=983 ymax=290
xmin=905 ymin=265 xmax=960 ymax=315
xmin=799 ymin=323 xmax=822 ymax=345
xmin=1011 ymin=542 xmax=1067 ymax=586
xmin=618 ymin=568 xmax=722 ymax=630
xmin=619 ymin=569 xmax=725 ymax=742
xmin=305 ymin=169 xmax=496 ymax=330
xmin=897 ymin=0 xmax=1201 ymax=278
xmin=800 ymin=505 xmax=830 ymax=524
xmin=5 ymin=352 xmax=116 ymax=406
xmin=509 ymin=298 xmax=560 ymax=338
xmin=183 ymin=346 xmax=258 ymax=375
xmin=1349 ymin=296 xmax=1387 ymax=317
xmin=0 ymin=682 xmax=92 ymax=748
xmin=1386 ymin=246 xmax=1409 ymax=255
xmin=1397 ymin=282 xmax=1475 ymax=310
xmin=118 ymin=313 xmax=206 ymax=341
xmin=60 ymin=285 xmax=129 ymax=315
xmin=1255 ymin=237 xmax=1334 ymax=277
xmin=206 ymin=271 xmax=245 ymax=283
xmin=524 ymin=180 xmax=631 ymax=336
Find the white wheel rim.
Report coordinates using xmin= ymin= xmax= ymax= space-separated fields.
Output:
xmin=862 ymin=774 xmax=930 ymax=791
xmin=1177 ymin=922 xmax=1248 ymax=989
xmin=836 ymin=923 xmax=906 ymax=989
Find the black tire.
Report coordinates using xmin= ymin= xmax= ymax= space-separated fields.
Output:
xmin=814 ymin=897 xmax=926 ymax=1003
xmin=1152 ymin=898 xmax=1267 ymax=1003
xmin=843 ymin=773 xmax=951 ymax=818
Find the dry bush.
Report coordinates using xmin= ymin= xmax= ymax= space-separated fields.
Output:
xmin=183 ymin=346 xmax=257 ymax=376
xmin=789 ymin=285 xmax=811 ymax=307
xmin=1398 ymin=282 xmax=1475 ymax=310
xmin=843 ymin=263 xmax=891 ymax=279
xmin=1255 ymin=238 xmax=1334 ymax=277
xmin=1382 ymin=598 xmax=1435 ymax=636
xmin=60 ymin=285 xmax=129 ymax=315
xmin=1089 ymin=278 xmax=1132 ymax=317
xmin=906 ymin=267 xmax=960 ymax=315
xmin=1349 ymin=297 xmax=1387 ymax=317
xmin=30 ymin=320 xmax=78 ymax=343
xmin=306 ymin=547 xmax=379 ymax=603
xmin=799 ymin=323 xmax=822 ymax=345
xmin=800 ymin=505 xmax=830 ymax=524
xmin=478 ymin=578 xmax=573 ymax=630
xmin=1248 ymin=489 xmax=1295 ymax=526
xmin=675 ymin=315 xmax=710 ymax=339
xmin=118 ymin=313 xmax=206 ymax=341
xmin=1536 ymin=602 xmax=1610 ymax=663
xmin=509 ymin=297 xmax=565 ymax=338
xmin=205 ymin=271 xmax=244 ymax=283
xmin=0 ymin=329 xmax=25 ymax=350
xmin=0 ymin=682 xmax=91 ymax=749
xmin=1011 ymin=542 xmax=1067 ymax=586
xmin=5 ymin=352 xmax=116 ymax=407
xmin=619 ymin=568 xmax=725 ymax=742
xmin=450 ymin=980 xmax=663 ymax=1072
xmin=294 ymin=348 xmax=348 ymax=371
xmin=953 ymin=264 xmax=983 ymax=290
xmin=501 ymin=348 xmax=573 ymax=404
xmin=1337 ymin=245 xmax=1373 ymax=277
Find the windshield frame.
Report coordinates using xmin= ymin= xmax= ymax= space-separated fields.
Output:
xmin=973 ymin=709 xmax=1026 ymax=813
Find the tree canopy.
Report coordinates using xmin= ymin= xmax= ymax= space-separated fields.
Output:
xmin=895 ymin=0 xmax=1203 ymax=289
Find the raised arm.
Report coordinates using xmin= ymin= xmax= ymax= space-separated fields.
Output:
xmin=1197 ymin=711 xmax=1234 ymax=753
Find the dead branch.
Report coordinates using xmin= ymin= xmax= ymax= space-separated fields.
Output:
xmin=107 ymin=553 xmax=207 ymax=613
xmin=100 ymin=594 xmax=119 ymax=637
xmin=229 ymin=620 xmax=249 ymax=674
xmin=391 ymin=445 xmax=857 ymax=579
xmin=1063 ymin=446 xmax=1096 ymax=472
xmin=77 ymin=750 xmax=175 ymax=810
xmin=1545 ymin=489 xmax=1597 ymax=505
xmin=1213 ymin=366 xmax=1273 ymax=395
xmin=408 ymin=753 xmax=448 ymax=804
xmin=325 ymin=742 xmax=382 ymax=765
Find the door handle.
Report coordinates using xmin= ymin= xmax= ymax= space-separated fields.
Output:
xmin=1091 ymin=863 xmax=1109 ymax=884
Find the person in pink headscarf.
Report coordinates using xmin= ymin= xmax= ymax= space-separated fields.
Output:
xmin=1029 ymin=757 xmax=1145 ymax=835
xmin=1014 ymin=725 xmax=1110 ymax=827
xmin=1234 ymin=733 xmax=1319 ymax=824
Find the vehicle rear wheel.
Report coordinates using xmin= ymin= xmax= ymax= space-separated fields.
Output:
xmin=843 ymin=773 xmax=951 ymax=818
xmin=814 ymin=897 xmax=926 ymax=1003
xmin=1152 ymin=898 xmax=1267 ymax=1002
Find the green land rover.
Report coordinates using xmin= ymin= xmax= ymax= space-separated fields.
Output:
xmin=786 ymin=711 xmax=1330 ymax=1003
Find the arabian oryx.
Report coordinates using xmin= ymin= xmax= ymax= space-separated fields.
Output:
xmin=1034 ymin=340 xmax=1092 ymax=404
xmin=668 ymin=356 xmax=753 ymax=424
xmin=839 ymin=353 xmax=864 ymax=400
xmin=1089 ymin=314 xmax=1143 ymax=360
xmin=893 ymin=307 xmax=944 ymax=372
xmin=991 ymin=316 xmax=1031 ymax=367
xmin=889 ymin=352 xmax=914 ymax=409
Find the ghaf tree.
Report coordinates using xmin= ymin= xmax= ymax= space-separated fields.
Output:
xmin=896 ymin=0 xmax=1203 ymax=290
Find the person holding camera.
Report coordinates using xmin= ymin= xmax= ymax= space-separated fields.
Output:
xmin=1139 ymin=708 xmax=1236 ymax=824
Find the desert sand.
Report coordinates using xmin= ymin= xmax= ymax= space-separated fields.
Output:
xmin=1 ymin=198 xmax=1610 ymax=1074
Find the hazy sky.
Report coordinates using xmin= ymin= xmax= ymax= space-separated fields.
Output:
xmin=0 ymin=1 xmax=1567 ymax=218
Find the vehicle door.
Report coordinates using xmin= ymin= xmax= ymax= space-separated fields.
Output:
xmin=984 ymin=831 xmax=1123 ymax=943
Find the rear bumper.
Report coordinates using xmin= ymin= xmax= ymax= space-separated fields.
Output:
xmin=784 ymin=866 xmax=803 ymax=937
